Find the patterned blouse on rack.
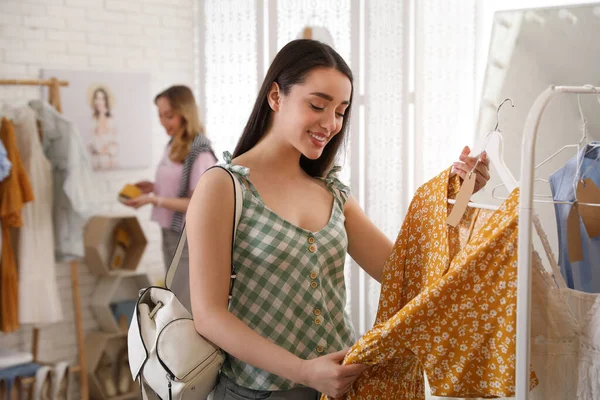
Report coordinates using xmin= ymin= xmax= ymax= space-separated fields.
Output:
xmin=325 ymin=168 xmax=538 ymax=399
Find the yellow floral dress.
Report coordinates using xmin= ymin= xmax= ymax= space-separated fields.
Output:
xmin=326 ymin=168 xmax=538 ymax=399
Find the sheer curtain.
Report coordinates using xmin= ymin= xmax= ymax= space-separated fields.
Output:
xmin=200 ymin=0 xmax=477 ymax=338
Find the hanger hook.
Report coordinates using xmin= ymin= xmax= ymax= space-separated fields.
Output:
xmin=576 ymin=94 xmax=588 ymax=145
xmin=577 ymin=93 xmax=586 ymax=124
xmin=494 ymin=98 xmax=515 ymax=132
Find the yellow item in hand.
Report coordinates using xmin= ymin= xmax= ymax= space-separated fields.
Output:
xmin=118 ymin=184 xmax=142 ymax=203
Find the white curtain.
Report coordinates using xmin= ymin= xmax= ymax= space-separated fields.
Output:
xmin=203 ymin=0 xmax=258 ymax=159
xmin=201 ymin=0 xmax=477 ymax=341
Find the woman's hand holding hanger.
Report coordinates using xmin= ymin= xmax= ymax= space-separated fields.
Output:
xmin=451 ymin=145 xmax=491 ymax=193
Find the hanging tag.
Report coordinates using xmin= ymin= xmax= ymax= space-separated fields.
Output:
xmin=447 ymin=172 xmax=477 ymax=227
xmin=567 ymin=202 xmax=583 ymax=263
xmin=577 ymin=178 xmax=600 ymax=238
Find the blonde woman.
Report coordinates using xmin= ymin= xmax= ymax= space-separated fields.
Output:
xmin=125 ymin=85 xmax=217 ymax=284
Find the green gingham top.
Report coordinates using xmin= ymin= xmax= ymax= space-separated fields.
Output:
xmin=220 ymin=152 xmax=356 ymax=390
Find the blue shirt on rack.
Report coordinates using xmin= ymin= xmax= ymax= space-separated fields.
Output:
xmin=0 ymin=138 xmax=12 ymax=182
xmin=550 ymin=142 xmax=600 ymax=293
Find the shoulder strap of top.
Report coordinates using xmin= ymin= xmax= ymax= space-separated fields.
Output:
xmin=322 ymin=165 xmax=351 ymax=206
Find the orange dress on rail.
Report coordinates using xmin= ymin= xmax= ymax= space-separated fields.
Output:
xmin=325 ymin=168 xmax=537 ymax=399
xmin=0 ymin=117 xmax=34 ymax=333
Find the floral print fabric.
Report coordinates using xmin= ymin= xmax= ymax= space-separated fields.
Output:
xmin=327 ymin=168 xmax=537 ymax=399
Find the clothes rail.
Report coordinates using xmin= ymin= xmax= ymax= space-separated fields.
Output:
xmin=0 ymin=79 xmax=68 ymax=86
xmin=516 ymin=84 xmax=600 ymax=400
xmin=0 ymin=77 xmax=88 ymax=400
xmin=447 ymin=198 xmax=500 ymax=211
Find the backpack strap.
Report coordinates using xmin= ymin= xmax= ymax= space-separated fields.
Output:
xmin=165 ymin=166 xmax=243 ymax=294
xmin=139 ymin=378 xmax=151 ymax=400
xmin=131 ymin=169 xmax=242 ymax=400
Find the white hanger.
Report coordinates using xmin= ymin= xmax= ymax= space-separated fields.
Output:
xmin=480 ymin=98 xmax=518 ymax=191
xmin=493 ymin=87 xmax=600 ymax=204
xmin=491 ymin=158 xmax=600 ymax=207
xmin=483 ymin=130 xmax=518 ymax=193
xmin=493 ymin=177 xmax=550 ymax=200
xmin=573 ymin=88 xmax=600 ymax=184
xmin=535 ymin=85 xmax=598 ymax=170
xmin=448 ymin=98 xmax=516 ymax=210
xmin=544 ymin=86 xmax=600 ymax=204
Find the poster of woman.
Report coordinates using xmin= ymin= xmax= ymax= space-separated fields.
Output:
xmin=41 ymin=69 xmax=152 ymax=171
xmin=88 ymin=84 xmax=118 ymax=169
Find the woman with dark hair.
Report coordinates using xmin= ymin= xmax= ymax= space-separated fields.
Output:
xmin=186 ymin=40 xmax=490 ymax=399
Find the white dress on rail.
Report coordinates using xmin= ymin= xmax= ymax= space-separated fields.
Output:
xmin=428 ymin=214 xmax=600 ymax=400
xmin=12 ymin=105 xmax=63 ymax=325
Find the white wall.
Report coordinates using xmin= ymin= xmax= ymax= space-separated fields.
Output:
xmin=0 ymin=0 xmax=198 ymax=370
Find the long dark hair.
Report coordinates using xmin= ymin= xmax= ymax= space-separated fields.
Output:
xmin=233 ymin=39 xmax=353 ymax=177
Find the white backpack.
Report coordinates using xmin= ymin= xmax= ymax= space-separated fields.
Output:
xmin=128 ymin=167 xmax=243 ymax=400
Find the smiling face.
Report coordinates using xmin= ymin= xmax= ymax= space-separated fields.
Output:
xmin=269 ymin=67 xmax=352 ymax=160
xmin=156 ymin=96 xmax=184 ymax=137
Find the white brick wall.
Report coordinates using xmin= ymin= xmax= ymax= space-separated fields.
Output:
xmin=0 ymin=0 xmax=199 ymax=384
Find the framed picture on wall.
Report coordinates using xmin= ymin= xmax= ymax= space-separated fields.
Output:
xmin=41 ymin=69 xmax=153 ymax=171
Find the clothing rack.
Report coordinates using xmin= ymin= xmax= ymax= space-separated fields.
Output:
xmin=0 ymin=78 xmax=68 ymax=113
xmin=516 ymin=84 xmax=600 ymax=400
xmin=0 ymin=78 xmax=68 ymax=85
xmin=0 ymin=77 xmax=89 ymax=400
